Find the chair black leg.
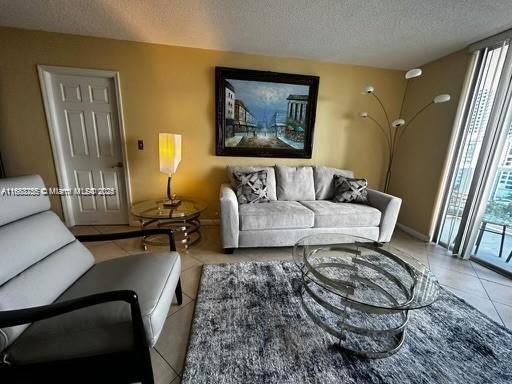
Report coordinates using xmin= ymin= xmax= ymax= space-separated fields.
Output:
xmin=499 ymin=224 xmax=506 ymax=258
xmin=141 ymin=349 xmax=155 ymax=384
xmin=175 ymin=278 xmax=183 ymax=305
xmin=475 ymin=221 xmax=486 ymax=254
xmin=224 ymin=248 xmax=235 ymax=254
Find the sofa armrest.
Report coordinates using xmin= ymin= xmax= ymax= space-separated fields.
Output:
xmin=220 ymin=184 xmax=239 ymax=249
xmin=367 ymin=189 xmax=402 ymax=243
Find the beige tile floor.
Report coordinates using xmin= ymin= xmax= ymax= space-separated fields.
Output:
xmin=71 ymin=225 xmax=512 ymax=384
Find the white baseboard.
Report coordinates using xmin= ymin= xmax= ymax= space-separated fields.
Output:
xmin=396 ymin=223 xmax=431 ymax=242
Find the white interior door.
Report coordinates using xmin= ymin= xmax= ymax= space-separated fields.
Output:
xmin=45 ymin=71 xmax=129 ymax=225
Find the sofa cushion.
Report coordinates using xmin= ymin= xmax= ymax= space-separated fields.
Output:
xmin=275 ymin=165 xmax=315 ymax=201
xmin=6 ymin=252 xmax=181 ymax=364
xmin=239 ymin=201 xmax=314 ymax=230
xmin=228 ymin=166 xmax=277 ymax=201
xmin=300 ymin=200 xmax=381 ymax=228
xmin=313 ymin=166 xmax=354 ymax=200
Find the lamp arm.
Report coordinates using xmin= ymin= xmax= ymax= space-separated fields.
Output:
xmin=371 ymin=93 xmax=392 ymax=130
xmin=398 ymin=101 xmax=434 ymax=141
xmin=367 ymin=115 xmax=392 ymax=151
xmin=398 ymin=80 xmax=410 ymax=118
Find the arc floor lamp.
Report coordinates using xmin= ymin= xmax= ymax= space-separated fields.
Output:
xmin=360 ymin=68 xmax=451 ymax=193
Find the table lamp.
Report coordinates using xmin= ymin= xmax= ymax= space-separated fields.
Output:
xmin=159 ymin=133 xmax=182 ymax=207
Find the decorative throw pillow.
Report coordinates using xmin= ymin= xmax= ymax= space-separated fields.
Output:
xmin=332 ymin=175 xmax=368 ymax=203
xmin=233 ymin=170 xmax=270 ymax=204
xmin=227 ymin=166 xmax=277 ymax=201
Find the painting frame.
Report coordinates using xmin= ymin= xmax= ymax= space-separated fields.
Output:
xmin=215 ymin=67 xmax=319 ymax=158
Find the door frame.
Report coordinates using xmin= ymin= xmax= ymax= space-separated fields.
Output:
xmin=38 ymin=65 xmax=133 ymax=227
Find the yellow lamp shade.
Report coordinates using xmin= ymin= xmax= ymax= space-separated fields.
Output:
xmin=159 ymin=133 xmax=182 ymax=175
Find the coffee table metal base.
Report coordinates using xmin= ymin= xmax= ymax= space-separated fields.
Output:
xmin=299 ymin=253 xmax=414 ymax=359
xmin=300 ymin=279 xmax=409 ymax=359
xmin=294 ymin=237 xmax=439 ymax=360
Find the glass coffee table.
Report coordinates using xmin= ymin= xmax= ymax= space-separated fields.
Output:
xmin=293 ymin=233 xmax=440 ymax=359
xmin=131 ymin=197 xmax=207 ymax=249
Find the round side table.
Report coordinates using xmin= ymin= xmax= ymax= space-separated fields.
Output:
xmin=130 ymin=197 xmax=207 ymax=250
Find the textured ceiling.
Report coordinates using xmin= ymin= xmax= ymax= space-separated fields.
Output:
xmin=1 ymin=0 xmax=512 ymax=69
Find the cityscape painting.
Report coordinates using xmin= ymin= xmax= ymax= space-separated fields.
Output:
xmin=215 ymin=67 xmax=319 ymax=158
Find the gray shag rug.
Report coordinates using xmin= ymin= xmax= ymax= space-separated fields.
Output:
xmin=181 ymin=261 xmax=512 ymax=383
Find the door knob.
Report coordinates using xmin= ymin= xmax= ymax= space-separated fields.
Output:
xmin=112 ymin=162 xmax=123 ymax=168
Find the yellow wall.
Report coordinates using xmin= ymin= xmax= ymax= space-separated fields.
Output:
xmin=0 ymin=27 xmax=406 ymax=220
xmin=389 ymin=50 xmax=471 ymax=236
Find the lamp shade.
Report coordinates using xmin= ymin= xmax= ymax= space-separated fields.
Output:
xmin=392 ymin=118 xmax=405 ymax=128
xmin=361 ymin=85 xmax=375 ymax=95
xmin=405 ymin=68 xmax=422 ymax=79
xmin=433 ymin=94 xmax=451 ymax=103
xmin=159 ymin=133 xmax=182 ymax=175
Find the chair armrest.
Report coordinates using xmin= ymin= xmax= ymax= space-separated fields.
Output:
xmin=366 ymin=189 xmax=402 ymax=243
xmin=76 ymin=227 xmax=176 ymax=252
xmin=220 ymin=184 xmax=239 ymax=249
xmin=0 ymin=290 xmax=150 ymax=369
xmin=0 ymin=290 xmax=140 ymax=328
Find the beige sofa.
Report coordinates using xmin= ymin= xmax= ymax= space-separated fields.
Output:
xmin=220 ymin=165 xmax=402 ymax=253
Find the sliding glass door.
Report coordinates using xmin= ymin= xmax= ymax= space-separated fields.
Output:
xmin=471 ymin=111 xmax=512 ymax=273
xmin=435 ymin=36 xmax=512 ymax=276
xmin=437 ymin=43 xmax=509 ymax=248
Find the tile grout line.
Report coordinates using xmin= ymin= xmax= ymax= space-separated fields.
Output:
xmin=154 ymin=346 xmax=180 ymax=379
xmin=429 ymin=263 xmax=480 ymax=278
xmin=181 ymin=260 xmax=202 ymax=273
xmin=488 ymin=298 xmax=507 ymax=326
xmin=110 ymin=240 xmax=130 ymax=253
xmin=160 ymin=304 xmax=197 ymax=380
xmin=468 ymin=258 xmax=479 ymax=277
xmin=478 ymin=275 xmax=512 ymax=289
xmin=478 ymin=269 xmax=511 ymax=324
xmin=478 ymin=275 xmax=512 ymax=307
xmin=443 ymin=284 xmax=506 ymax=327
xmin=167 ymin=296 xmax=195 ymax=319
xmin=492 ymin=299 xmax=512 ymax=308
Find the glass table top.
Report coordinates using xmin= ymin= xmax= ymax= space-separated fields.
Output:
xmin=130 ymin=197 xmax=207 ymax=220
xmin=293 ymin=233 xmax=440 ymax=311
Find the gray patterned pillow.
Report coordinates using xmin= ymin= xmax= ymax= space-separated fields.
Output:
xmin=233 ymin=170 xmax=270 ymax=204
xmin=332 ymin=175 xmax=368 ymax=203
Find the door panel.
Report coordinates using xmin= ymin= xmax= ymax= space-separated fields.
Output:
xmin=60 ymin=83 xmax=82 ymax=103
xmin=65 ymin=110 xmax=89 ymax=157
xmin=74 ymin=169 xmax=97 ymax=212
xmin=89 ymin=85 xmax=109 ymax=104
xmin=100 ymin=169 xmax=122 ymax=211
xmin=91 ymin=111 xmax=114 ymax=157
xmin=51 ymin=73 xmax=128 ymax=225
